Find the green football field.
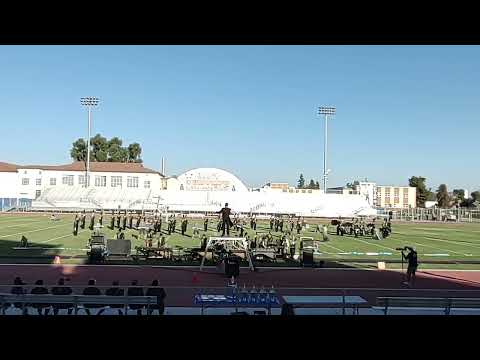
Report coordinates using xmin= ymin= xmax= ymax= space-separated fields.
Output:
xmin=1 ymin=213 xmax=480 ymax=268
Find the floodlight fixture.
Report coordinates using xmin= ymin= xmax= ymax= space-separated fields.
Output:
xmin=318 ymin=106 xmax=336 ymax=116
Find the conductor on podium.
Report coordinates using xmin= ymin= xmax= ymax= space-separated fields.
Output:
xmin=217 ymin=203 xmax=233 ymax=237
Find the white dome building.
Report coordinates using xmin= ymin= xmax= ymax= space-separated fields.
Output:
xmin=176 ymin=168 xmax=249 ymax=193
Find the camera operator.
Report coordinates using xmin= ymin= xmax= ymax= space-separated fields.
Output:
xmin=402 ymin=247 xmax=418 ymax=287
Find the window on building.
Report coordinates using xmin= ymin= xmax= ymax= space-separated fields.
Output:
xmin=62 ymin=175 xmax=74 ymax=186
xmin=394 ymin=188 xmax=399 ymax=196
xmin=35 ymin=190 xmax=41 ymax=199
xmin=111 ymin=176 xmax=122 ymax=188
xmin=127 ymin=176 xmax=139 ymax=188
xmin=50 ymin=178 xmax=56 ymax=186
xmin=36 ymin=178 xmax=42 ymax=186
xmin=144 ymin=180 xmax=150 ymax=189
xmin=78 ymin=175 xmax=90 ymax=186
xmin=22 ymin=178 xmax=29 ymax=185
xmin=95 ymin=176 xmax=107 ymax=187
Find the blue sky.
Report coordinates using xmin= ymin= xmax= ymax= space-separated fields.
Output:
xmin=0 ymin=45 xmax=478 ymax=191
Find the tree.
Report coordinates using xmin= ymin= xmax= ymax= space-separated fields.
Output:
xmin=315 ymin=181 xmax=320 ymax=189
xmin=307 ymin=179 xmax=315 ymax=189
xmin=345 ymin=180 xmax=360 ymax=189
xmin=452 ymin=189 xmax=465 ymax=203
xmin=436 ymin=184 xmax=451 ymax=208
xmin=408 ymin=176 xmax=433 ymax=208
xmin=297 ymin=174 xmax=305 ymax=189
xmin=70 ymin=138 xmax=87 ymax=162
xmin=128 ymin=143 xmax=142 ymax=163
xmin=90 ymin=134 xmax=109 ymax=162
xmin=70 ymin=134 xmax=143 ymax=164
xmin=471 ymin=191 xmax=480 ymax=202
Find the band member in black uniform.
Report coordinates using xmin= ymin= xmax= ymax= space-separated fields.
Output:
xmin=200 ymin=234 xmax=208 ymax=251
xmin=136 ymin=213 xmax=141 ymax=229
xmin=110 ymin=211 xmax=115 ymax=230
xmin=128 ymin=212 xmax=133 ymax=229
xmin=181 ymin=215 xmax=188 ymax=236
xmin=167 ymin=216 xmax=172 ymax=235
xmin=252 ymin=215 xmax=257 ymax=230
xmin=217 ymin=203 xmax=233 ymax=237
xmin=157 ymin=216 xmax=162 ymax=233
xmin=89 ymin=210 xmax=95 ymax=230
xmin=116 ymin=211 xmax=121 ymax=228
xmin=279 ymin=217 xmax=284 ymax=233
xmin=290 ymin=237 xmax=296 ymax=259
xmin=296 ymin=220 xmax=301 ymax=234
xmin=122 ymin=211 xmax=127 ymax=230
xmin=99 ymin=210 xmax=103 ymax=227
xmin=203 ymin=217 xmax=208 ymax=232
xmin=290 ymin=218 xmax=294 ymax=232
xmin=73 ymin=213 xmax=80 ymax=236
xmin=270 ymin=216 xmax=274 ymax=231
xmin=172 ymin=214 xmax=177 ymax=233
xmin=80 ymin=210 xmax=86 ymax=229
xmin=274 ymin=217 xmax=279 ymax=232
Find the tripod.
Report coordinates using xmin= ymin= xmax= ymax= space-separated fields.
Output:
xmin=400 ymin=250 xmax=406 ymax=284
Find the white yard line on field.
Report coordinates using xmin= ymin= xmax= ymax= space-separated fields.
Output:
xmin=319 ymin=242 xmax=346 ymax=258
xmin=423 ymin=236 xmax=480 ymax=251
xmin=40 ymin=229 xmax=88 ymax=243
xmin=353 ymin=237 xmax=397 ymax=252
xmin=0 ymin=223 xmax=72 ymax=238
xmin=402 ymin=239 xmax=468 ymax=257
xmin=0 ymin=220 xmax=53 ymax=229
xmin=0 ymin=217 xmax=45 ymax=224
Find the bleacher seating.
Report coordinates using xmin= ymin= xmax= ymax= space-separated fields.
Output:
xmin=34 ymin=186 xmax=155 ymax=210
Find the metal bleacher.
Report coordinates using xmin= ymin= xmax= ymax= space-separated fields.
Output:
xmin=33 ymin=185 xmax=155 ymax=211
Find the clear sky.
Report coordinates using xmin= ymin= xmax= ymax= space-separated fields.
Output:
xmin=0 ymin=45 xmax=478 ymax=192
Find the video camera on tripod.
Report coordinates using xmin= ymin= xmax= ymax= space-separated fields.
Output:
xmin=396 ymin=246 xmax=414 ymax=252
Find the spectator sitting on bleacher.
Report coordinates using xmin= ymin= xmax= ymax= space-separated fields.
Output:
xmin=127 ymin=280 xmax=144 ymax=315
xmin=82 ymin=279 xmax=102 ymax=315
xmin=31 ymin=279 xmax=49 ymax=315
xmin=145 ymin=280 xmax=167 ymax=315
xmin=280 ymin=303 xmax=295 ymax=316
xmin=51 ymin=278 xmax=73 ymax=315
xmin=102 ymin=281 xmax=125 ymax=315
xmin=9 ymin=277 xmax=27 ymax=314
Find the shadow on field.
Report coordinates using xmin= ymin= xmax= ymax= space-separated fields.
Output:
xmin=0 ymin=238 xmax=62 ymax=263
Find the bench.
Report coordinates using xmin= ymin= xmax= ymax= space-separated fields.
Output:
xmin=0 ymin=294 xmax=157 ymax=315
xmin=376 ymin=297 xmax=480 ymax=315
xmin=283 ymin=295 xmax=369 ymax=315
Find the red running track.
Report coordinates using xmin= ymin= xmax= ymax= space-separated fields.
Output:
xmin=1 ymin=264 xmax=480 ymax=306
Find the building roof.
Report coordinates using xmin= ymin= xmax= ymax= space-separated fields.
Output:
xmin=2 ymin=161 xmax=161 ymax=175
xmin=0 ymin=162 xmax=18 ymax=172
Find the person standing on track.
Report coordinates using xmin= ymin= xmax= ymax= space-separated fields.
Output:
xmin=402 ymin=247 xmax=418 ymax=287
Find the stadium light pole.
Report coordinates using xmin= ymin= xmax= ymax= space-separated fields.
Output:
xmin=318 ymin=106 xmax=336 ymax=193
xmin=80 ymin=97 xmax=99 ymax=188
